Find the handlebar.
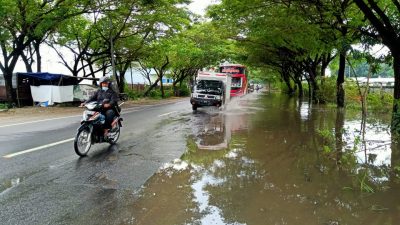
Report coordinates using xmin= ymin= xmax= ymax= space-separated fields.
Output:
xmin=79 ymin=101 xmax=124 ymax=110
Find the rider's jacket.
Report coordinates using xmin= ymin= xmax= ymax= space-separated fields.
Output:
xmin=85 ymin=89 xmax=119 ymax=107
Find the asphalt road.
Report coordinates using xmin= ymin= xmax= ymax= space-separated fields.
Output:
xmin=0 ymin=98 xmax=194 ymax=225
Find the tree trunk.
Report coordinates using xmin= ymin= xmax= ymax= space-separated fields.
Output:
xmin=305 ymin=78 xmax=312 ymax=99
xmin=390 ymin=135 xmax=400 ymax=187
xmin=282 ymin=72 xmax=294 ymax=94
xmin=335 ymin=108 xmax=345 ymax=165
xmin=295 ymin=78 xmax=303 ymax=97
xmin=34 ymin=40 xmax=42 ymax=72
xmin=118 ymin=73 xmax=126 ymax=94
xmin=160 ymin=77 xmax=165 ymax=98
xmin=337 ymin=52 xmax=346 ymax=107
xmin=1 ymin=50 xmax=21 ymax=104
xmin=172 ymin=70 xmax=191 ymax=96
xmin=308 ymin=65 xmax=321 ymax=103
xmin=144 ymin=78 xmax=160 ymax=96
xmin=173 ymin=83 xmax=178 ymax=97
xmin=20 ymin=53 xmax=33 ymax=72
xmin=117 ymin=63 xmax=130 ymax=94
xmin=3 ymin=71 xmax=16 ymax=105
xmin=310 ymin=77 xmax=319 ymax=102
xmin=158 ymin=57 xmax=169 ymax=98
xmin=391 ymin=54 xmax=400 ymax=134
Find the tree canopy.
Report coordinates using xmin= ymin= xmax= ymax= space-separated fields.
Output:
xmin=2 ymin=0 xmax=400 ymax=131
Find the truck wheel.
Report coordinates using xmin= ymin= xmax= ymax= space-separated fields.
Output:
xmin=192 ymin=105 xmax=197 ymax=111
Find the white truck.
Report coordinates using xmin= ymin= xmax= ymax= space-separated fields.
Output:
xmin=190 ymin=71 xmax=232 ymax=111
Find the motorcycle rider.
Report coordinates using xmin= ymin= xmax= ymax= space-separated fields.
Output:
xmin=80 ymin=76 xmax=119 ymax=138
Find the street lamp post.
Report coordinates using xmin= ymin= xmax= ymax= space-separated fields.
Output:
xmin=108 ymin=8 xmax=118 ymax=93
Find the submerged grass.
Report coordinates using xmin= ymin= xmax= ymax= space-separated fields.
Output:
xmin=315 ymin=126 xmax=384 ymax=193
xmin=279 ymin=77 xmax=394 ymax=113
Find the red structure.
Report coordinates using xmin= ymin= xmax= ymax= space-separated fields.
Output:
xmin=218 ymin=64 xmax=248 ymax=97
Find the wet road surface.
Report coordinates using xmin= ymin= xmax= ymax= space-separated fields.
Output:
xmin=123 ymin=93 xmax=400 ymax=225
xmin=1 ymin=93 xmax=400 ymax=225
xmin=0 ymin=99 xmax=192 ymax=224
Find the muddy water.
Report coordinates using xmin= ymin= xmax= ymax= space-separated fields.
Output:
xmin=129 ymin=93 xmax=400 ymax=225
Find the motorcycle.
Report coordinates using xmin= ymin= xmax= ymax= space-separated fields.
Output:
xmin=74 ymin=101 xmax=124 ymax=156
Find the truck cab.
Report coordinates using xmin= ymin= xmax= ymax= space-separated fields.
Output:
xmin=190 ymin=79 xmax=224 ymax=111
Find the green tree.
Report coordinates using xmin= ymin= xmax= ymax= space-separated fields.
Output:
xmin=47 ymin=15 xmax=107 ymax=82
xmin=142 ymin=40 xmax=175 ymax=98
xmin=102 ymin=0 xmax=191 ymax=93
xmin=208 ymin=0 xmax=337 ymax=100
xmin=168 ymin=22 xmax=234 ymax=94
xmin=0 ymin=0 xmax=91 ymax=103
xmin=352 ymin=0 xmax=400 ymax=133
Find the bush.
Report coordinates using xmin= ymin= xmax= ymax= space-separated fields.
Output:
xmin=276 ymin=76 xmax=393 ymax=113
xmin=316 ymin=77 xmax=336 ymax=103
xmin=175 ymin=85 xmax=190 ymax=97
xmin=367 ymin=91 xmax=393 ymax=112
xmin=0 ymin=103 xmax=8 ymax=109
xmin=164 ymin=89 xmax=173 ymax=98
xmin=124 ymin=84 xmax=143 ymax=100
xmin=148 ymin=89 xmax=162 ymax=99
xmin=344 ymin=80 xmax=360 ymax=103
xmin=279 ymin=80 xmax=295 ymax=94
xmin=344 ymin=79 xmax=393 ymax=112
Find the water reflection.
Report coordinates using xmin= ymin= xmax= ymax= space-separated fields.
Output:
xmin=130 ymin=94 xmax=400 ymax=225
xmin=344 ymin=120 xmax=392 ymax=167
xmin=190 ymin=104 xmax=250 ymax=151
xmin=297 ymin=100 xmax=311 ymax=121
xmin=193 ymin=112 xmax=230 ymax=150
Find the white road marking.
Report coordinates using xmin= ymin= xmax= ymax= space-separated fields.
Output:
xmin=0 ymin=99 xmax=188 ymax=128
xmin=158 ymin=111 xmax=177 ymax=117
xmin=0 ymin=115 xmax=80 ymax=128
xmin=3 ymin=138 xmax=75 ymax=159
xmin=1 ymin=99 xmax=188 ymax=158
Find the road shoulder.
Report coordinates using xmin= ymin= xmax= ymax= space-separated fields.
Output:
xmin=0 ymin=97 xmax=187 ymax=125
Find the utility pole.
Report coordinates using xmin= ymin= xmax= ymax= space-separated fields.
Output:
xmin=109 ymin=22 xmax=117 ymax=81
xmin=108 ymin=8 xmax=119 ymax=93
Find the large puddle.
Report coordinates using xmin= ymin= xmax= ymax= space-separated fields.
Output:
xmin=128 ymin=93 xmax=400 ymax=225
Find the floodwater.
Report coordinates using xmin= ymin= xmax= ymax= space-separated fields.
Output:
xmin=128 ymin=93 xmax=400 ymax=225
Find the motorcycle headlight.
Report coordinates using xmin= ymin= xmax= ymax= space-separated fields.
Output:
xmin=85 ymin=102 xmax=97 ymax=110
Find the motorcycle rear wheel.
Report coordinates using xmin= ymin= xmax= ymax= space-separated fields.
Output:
xmin=74 ymin=127 xmax=92 ymax=156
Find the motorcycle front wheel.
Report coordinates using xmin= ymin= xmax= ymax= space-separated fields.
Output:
xmin=108 ymin=122 xmax=121 ymax=144
xmin=74 ymin=126 xmax=92 ymax=156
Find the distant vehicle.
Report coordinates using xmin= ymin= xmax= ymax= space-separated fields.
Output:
xmin=190 ymin=71 xmax=231 ymax=111
xmin=218 ymin=64 xmax=248 ymax=97
xmin=248 ymin=83 xmax=254 ymax=93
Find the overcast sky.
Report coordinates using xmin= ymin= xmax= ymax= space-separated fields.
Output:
xmin=188 ymin=0 xmax=213 ymax=15
xmin=11 ymin=1 xmax=217 ymax=76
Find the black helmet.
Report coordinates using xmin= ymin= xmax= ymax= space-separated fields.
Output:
xmin=99 ymin=77 xmax=113 ymax=88
xmin=99 ymin=76 xmax=111 ymax=84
